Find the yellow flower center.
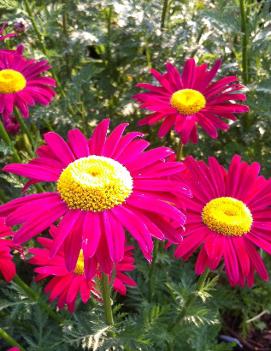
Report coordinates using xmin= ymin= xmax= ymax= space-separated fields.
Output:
xmin=57 ymin=155 xmax=133 ymax=212
xmin=201 ymin=197 xmax=253 ymax=237
xmin=170 ymin=89 xmax=206 ymax=115
xmin=0 ymin=69 xmax=26 ymax=94
xmin=74 ymin=250 xmax=84 ymax=275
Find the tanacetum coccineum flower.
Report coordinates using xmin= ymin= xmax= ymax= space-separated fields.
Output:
xmin=175 ymin=155 xmax=271 ymax=287
xmin=0 ymin=119 xmax=189 ymax=277
xmin=29 ymin=230 xmax=136 ymax=312
xmin=0 ymin=46 xmax=56 ymax=131
xmin=29 ymin=236 xmax=98 ymax=312
xmin=134 ymin=59 xmax=249 ymax=144
xmin=0 ymin=217 xmax=16 ymax=282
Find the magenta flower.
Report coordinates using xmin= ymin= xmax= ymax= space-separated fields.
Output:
xmin=175 ymin=155 xmax=271 ymax=287
xmin=29 ymin=229 xmax=136 ymax=312
xmin=134 ymin=59 xmax=249 ymax=144
xmin=113 ymin=245 xmax=137 ymax=295
xmin=29 ymin=236 xmax=98 ymax=312
xmin=0 ymin=217 xmax=16 ymax=282
xmin=0 ymin=119 xmax=189 ymax=277
xmin=0 ymin=46 xmax=56 ymax=132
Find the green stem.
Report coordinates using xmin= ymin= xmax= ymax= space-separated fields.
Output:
xmin=23 ymin=0 xmax=62 ymax=88
xmin=161 ymin=0 xmax=169 ymax=31
xmin=145 ymin=37 xmax=152 ymax=69
xmin=14 ymin=110 xmax=35 ymax=154
xmin=100 ymin=273 xmax=114 ymax=325
xmin=0 ymin=327 xmax=26 ymax=351
xmin=176 ymin=139 xmax=184 ymax=161
xmin=0 ymin=121 xmax=21 ymax=162
xmin=239 ymin=0 xmax=251 ymax=129
xmin=106 ymin=6 xmax=113 ymax=65
xmin=169 ymin=270 xmax=209 ymax=332
xmin=13 ymin=275 xmax=62 ymax=324
xmin=148 ymin=240 xmax=159 ymax=301
xmin=239 ymin=0 xmax=249 ymax=85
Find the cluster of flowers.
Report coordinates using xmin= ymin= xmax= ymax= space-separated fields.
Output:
xmin=1 ymin=21 xmax=271 ymax=323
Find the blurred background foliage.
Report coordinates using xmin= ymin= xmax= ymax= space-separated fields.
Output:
xmin=0 ymin=0 xmax=271 ymax=350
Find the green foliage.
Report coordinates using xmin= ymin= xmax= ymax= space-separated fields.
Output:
xmin=0 ymin=0 xmax=271 ymax=350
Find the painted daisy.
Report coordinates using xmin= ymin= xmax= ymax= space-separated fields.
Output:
xmin=175 ymin=155 xmax=271 ymax=287
xmin=0 ymin=119 xmax=188 ymax=277
xmin=29 ymin=229 xmax=136 ymax=312
xmin=0 ymin=217 xmax=16 ymax=282
xmin=134 ymin=59 xmax=249 ymax=144
xmin=0 ymin=46 xmax=56 ymax=132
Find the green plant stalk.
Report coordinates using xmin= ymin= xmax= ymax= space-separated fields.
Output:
xmin=106 ymin=6 xmax=113 ymax=65
xmin=23 ymin=0 xmax=62 ymax=89
xmin=239 ymin=0 xmax=249 ymax=85
xmin=239 ymin=0 xmax=251 ymax=129
xmin=13 ymin=275 xmax=62 ymax=324
xmin=100 ymin=273 xmax=114 ymax=325
xmin=176 ymin=140 xmax=184 ymax=161
xmin=161 ymin=0 xmax=169 ymax=31
xmin=0 ymin=121 xmax=21 ymax=162
xmin=0 ymin=327 xmax=27 ymax=351
xmin=148 ymin=240 xmax=159 ymax=301
xmin=169 ymin=270 xmax=209 ymax=332
xmin=0 ymin=120 xmax=44 ymax=193
xmin=14 ymin=110 xmax=35 ymax=154
xmin=23 ymin=0 xmax=89 ymax=120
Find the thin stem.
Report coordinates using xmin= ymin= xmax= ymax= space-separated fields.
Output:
xmin=13 ymin=275 xmax=62 ymax=324
xmin=0 ymin=121 xmax=21 ymax=162
xmin=239 ymin=0 xmax=251 ymax=129
xmin=23 ymin=0 xmax=62 ymax=89
xmin=100 ymin=273 xmax=114 ymax=325
xmin=176 ymin=139 xmax=184 ymax=161
xmin=0 ymin=327 xmax=26 ymax=351
xmin=169 ymin=270 xmax=209 ymax=332
xmin=14 ymin=110 xmax=35 ymax=154
xmin=161 ymin=0 xmax=169 ymax=31
xmin=148 ymin=240 xmax=159 ymax=301
xmin=239 ymin=0 xmax=249 ymax=84
xmin=106 ymin=6 xmax=113 ymax=65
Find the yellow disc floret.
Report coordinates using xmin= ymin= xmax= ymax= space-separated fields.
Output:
xmin=74 ymin=250 xmax=84 ymax=275
xmin=0 ymin=69 xmax=26 ymax=94
xmin=170 ymin=89 xmax=206 ymax=115
xmin=57 ymin=155 xmax=133 ymax=212
xmin=202 ymin=197 xmax=253 ymax=237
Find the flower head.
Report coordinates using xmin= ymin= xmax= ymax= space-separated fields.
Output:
xmin=175 ymin=155 xmax=271 ymax=286
xmin=0 ymin=217 xmax=16 ymax=282
xmin=0 ymin=46 xmax=56 ymax=132
xmin=0 ymin=119 xmax=189 ymax=277
xmin=29 ymin=235 xmax=98 ymax=312
xmin=29 ymin=228 xmax=136 ymax=312
xmin=134 ymin=59 xmax=249 ymax=144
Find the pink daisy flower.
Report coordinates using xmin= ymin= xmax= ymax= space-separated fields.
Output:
xmin=7 ymin=348 xmax=21 ymax=351
xmin=0 ymin=46 xmax=56 ymax=132
xmin=175 ymin=155 xmax=271 ymax=287
xmin=0 ymin=119 xmax=189 ymax=277
xmin=134 ymin=59 xmax=249 ymax=144
xmin=0 ymin=217 xmax=16 ymax=282
xmin=113 ymin=245 xmax=137 ymax=295
xmin=29 ymin=230 xmax=136 ymax=312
